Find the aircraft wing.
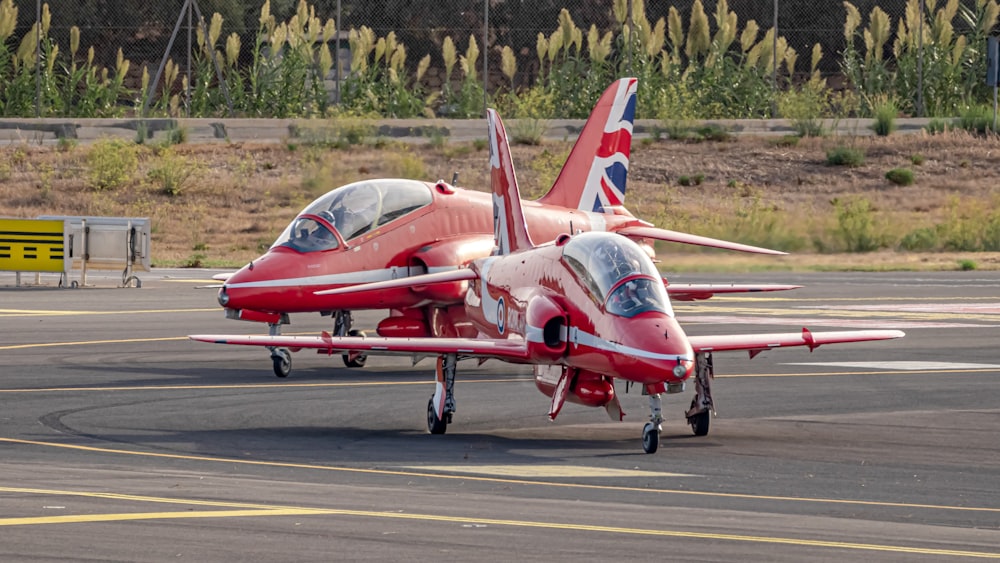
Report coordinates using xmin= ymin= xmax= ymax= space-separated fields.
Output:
xmin=189 ymin=332 xmax=530 ymax=362
xmin=314 ymin=268 xmax=479 ymax=296
xmin=616 ymin=225 xmax=787 ymax=255
xmin=666 ymin=283 xmax=801 ymax=301
xmin=687 ymin=328 xmax=905 ymax=357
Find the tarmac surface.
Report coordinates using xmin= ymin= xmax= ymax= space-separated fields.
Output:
xmin=1 ymin=269 xmax=999 ymax=561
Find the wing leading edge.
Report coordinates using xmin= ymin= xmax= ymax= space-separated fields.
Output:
xmin=616 ymin=225 xmax=788 ymax=255
xmin=189 ymin=333 xmax=529 ymax=362
xmin=666 ymin=283 xmax=802 ymax=301
xmin=687 ymin=328 xmax=905 ymax=358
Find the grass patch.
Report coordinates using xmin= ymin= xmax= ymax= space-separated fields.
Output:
xmin=826 ymin=145 xmax=865 ymax=167
xmin=870 ymin=97 xmax=898 ymax=136
xmin=509 ymin=118 xmax=548 ymax=145
xmin=86 ymin=138 xmax=139 ymax=190
xmin=924 ymin=118 xmax=951 ymax=135
xmin=956 ymin=105 xmax=996 ymax=135
xmin=770 ymin=135 xmax=800 ymax=147
xmin=885 ymin=167 xmax=914 ymax=186
xmin=147 ymin=149 xmax=200 ymax=196
xmin=678 ymin=174 xmax=706 ymax=186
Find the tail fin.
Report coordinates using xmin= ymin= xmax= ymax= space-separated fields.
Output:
xmin=488 ymin=108 xmax=534 ymax=255
xmin=537 ymin=77 xmax=637 ymax=212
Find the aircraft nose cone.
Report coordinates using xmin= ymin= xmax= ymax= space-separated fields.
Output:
xmin=611 ymin=315 xmax=693 ymax=384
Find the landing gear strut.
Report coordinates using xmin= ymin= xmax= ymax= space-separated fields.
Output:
xmin=685 ymin=352 xmax=715 ymax=437
xmin=333 ymin=310 xmax=367 ymax=368
xmin=642 ymin=392 xmax=663 ymax=454
xmin=427 ymin=353 xmax=457 ymax=434
xmin=267 ymin=321 xmax=291 ymax=378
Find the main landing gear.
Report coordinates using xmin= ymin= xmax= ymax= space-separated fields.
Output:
xmin=265 ymin=311 xmax=369 ymax=378
xmin=267 ymin=320 xmax=292 ymax=378
xmin=333 ymin=310 xmax=367 ymax=368
xmin=685 ymin=352 xmax=715 ymax=437
xmin=426 ymin=353 xmax=457 ymax=434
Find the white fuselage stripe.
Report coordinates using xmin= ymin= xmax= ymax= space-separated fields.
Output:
xmin=225 ymin=266 xmax=460 ymax=289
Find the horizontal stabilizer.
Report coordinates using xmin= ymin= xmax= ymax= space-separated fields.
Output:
xmin=190 ymin=333 xmax=529 ymax=362
xmin=314 ymin=268 xmax=479 ymax=296
xmin=688 ymin=328 xmax=905 ymax=356
xmin=616 ymin=225 xmax=787 ymax=255
xmin=666 ymin=283 xmax=801 ymax=301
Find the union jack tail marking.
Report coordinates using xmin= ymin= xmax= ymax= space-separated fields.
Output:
xmin=538 ymin=77 xmax=637 ymax=212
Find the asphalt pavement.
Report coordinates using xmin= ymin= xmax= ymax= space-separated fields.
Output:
xmin=1 ymin=269 xmax=998 ymax=561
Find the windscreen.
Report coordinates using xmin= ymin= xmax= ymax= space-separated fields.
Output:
xmin=302 ymin=179 xmax=432 ymax=241
xmin=561 ymin=232 xmax=671 ymax=317
xmin=271 ymin=179 xmax=433 ymax=252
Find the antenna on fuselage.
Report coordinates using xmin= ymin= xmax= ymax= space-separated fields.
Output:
xmin=451 ymin=171 xmax=459 ymax=185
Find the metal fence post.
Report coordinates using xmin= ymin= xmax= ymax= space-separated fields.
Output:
xmin=482 ymin=0 xmax=488 ymax=117
xmin=627 ymin=0 xmax=633 ymax=76
xmin=772 ymin=0 xmax=778 ymax=118
xmin=34 ymin=0 xmax=40 ymax=117
xmin=917 ymin=0 xmax=924 ymax=117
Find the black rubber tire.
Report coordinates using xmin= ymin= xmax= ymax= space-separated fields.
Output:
xmin=641 ymin=422 xmax=659 ymax=454
xmin=427 ymin=397 xmax=448 ymax=435
xmin=689 ymin=410 xmax=710 ymax=436
xmin=342 ymin=329 xmax=368 ymax=368
xmin=272 ymin=351 xmax=291 ymax=378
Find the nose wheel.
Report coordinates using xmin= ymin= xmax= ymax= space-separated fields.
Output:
xmin=641 ymin=391 xmax=663 ymax=453
xmin=641 ymin=422 xmax=660 ymax=453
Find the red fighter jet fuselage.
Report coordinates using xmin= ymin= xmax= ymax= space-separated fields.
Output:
xmin=221 ymin=183 xmax=684 ymax=323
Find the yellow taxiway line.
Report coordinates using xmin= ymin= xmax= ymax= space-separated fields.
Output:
xmin=0 ymin=484 xmax=995 ymax=558
xmin=2 ymin=437 xmax=998 ymax=516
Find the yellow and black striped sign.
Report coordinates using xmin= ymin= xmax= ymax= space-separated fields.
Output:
xmin=0 ymin=219 xmax=66 ymax=273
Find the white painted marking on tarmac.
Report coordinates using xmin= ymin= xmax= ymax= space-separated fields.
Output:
xmin=785 ymin=361 xmax=1000 ymax=371
xmin=813 ymin=303 xmax=1000 ymax=314
xmin=678 ymin=315 xmax=994 ymax=329
xmin=404 ymin=465 xmax=695 ymax=478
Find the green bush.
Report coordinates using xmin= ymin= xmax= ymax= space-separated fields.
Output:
xmin=898 ymin=227 xmax=939 ymax=251
xmin=870 ymin=97 xmax=898 ymax=136
xmin=770 ymin=135 xmax=800 ymax=147
xmin=147 ymin=149 xmax=199 ymax=196
xmin=885 ymin=167 xmax=914 ymax=186
xmin=956 ymin=105 xmax=997 ymax=135
xmin=834 ymin=197 xmax=883 ymax=252
xmin=826 ymin=145 xmax=865 ymax=167
xmin=924 ymin=119 xmax=951 ymax=135
xmin=910 ymin=154 xmax=925 ymax=165
xmin=695 ymin=124 xmax=731 ymax=142
xmin=509 ymin=118 xmax=549 ymax=146
xmin=678 ymin=174 xmax=705 ymax=187
xmin=86 ymin=138 xmax=138 ymax=190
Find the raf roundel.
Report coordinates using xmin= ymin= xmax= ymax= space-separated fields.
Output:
xmin=496 ymin=296 xmax=506 ymax=334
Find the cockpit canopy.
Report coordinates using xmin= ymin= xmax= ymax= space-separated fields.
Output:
xmin=272 ymin=179 xmax=433 ymax=253
xmin=561 ymin=232 xmax=672 ymax=318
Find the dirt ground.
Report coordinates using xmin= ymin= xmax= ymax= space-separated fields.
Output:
xmin=1 ymin=128 xmax=999 ymax=271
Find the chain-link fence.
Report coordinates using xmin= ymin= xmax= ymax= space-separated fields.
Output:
xmin=3 ymin=0 xmax=998 ymax=118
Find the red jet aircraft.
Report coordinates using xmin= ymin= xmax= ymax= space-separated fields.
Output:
xmin=213 ymin=78 xmax=797 ymax=377
xmin=192 ymin=108 xmax=904 ymax=453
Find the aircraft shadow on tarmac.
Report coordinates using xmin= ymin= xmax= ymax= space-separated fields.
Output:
xmin=54 ymin=425 xmax=716 ymax=464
